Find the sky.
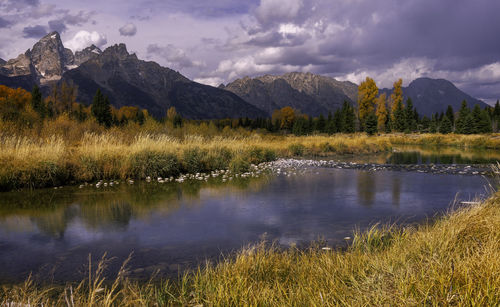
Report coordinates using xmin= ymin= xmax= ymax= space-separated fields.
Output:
xmin=1 ymin=0 xmax=500 ymax=104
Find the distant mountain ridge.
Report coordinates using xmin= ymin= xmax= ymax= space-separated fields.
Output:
xmin=221 ymin=72 xmax=358 ymax=116
xmin=0 ymin=32 xmax=266 ymax=119
xmin=380 ymin=78 xmax=489 ymax=116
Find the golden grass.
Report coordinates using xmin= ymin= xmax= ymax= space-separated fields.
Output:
xmin=387 ymin=133 xmax=500 ymax=149
xmin=1 ymin=190 xmax=499 ymax=306
xmin=0 ymin=133 xmax=391 ymax=190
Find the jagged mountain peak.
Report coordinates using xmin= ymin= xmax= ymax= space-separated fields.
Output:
xmin=102 ymin=43 xmax=136 ymax=60
xmin=0 ymin=58 xmax=5 ymax=65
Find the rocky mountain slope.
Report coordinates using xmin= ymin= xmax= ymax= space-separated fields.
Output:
xmin=0 ymin=32 xmax=265 ymax=119
xmin=380 ymin=78 xmax=489 ymax=116
xmin=62 ymin=44 xmax=265 ymax=118
xmin=221 ymin=72 xmax=358 ymax=116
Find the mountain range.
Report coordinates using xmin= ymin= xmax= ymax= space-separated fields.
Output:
xmin=0 ymin=31 xmax=490 ymax=119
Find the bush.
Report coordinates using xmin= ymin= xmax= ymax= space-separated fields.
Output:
xmin=128 ymin=150 xmax=180 ymax=179
xmin=229 ymin=155 xmax=250 ymax=173
xmin=182 ymin=147 xmax=208 ymax=173
xmin=288 ymin=143 xmax=306 ymax=156
xmin=205 ymin=147 xmax=233 ymax=170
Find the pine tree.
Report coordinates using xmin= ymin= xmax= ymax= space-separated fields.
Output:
xmin=445 ymin=105 xmax=454 ymax=125
xmin=493 ymin=100 xmax=500 ymax=132
xmin=439 ymin=116 xmax=452 ymax=134
xmin=429 ymin=114 xmax=438 ymax=133
xmin=316 ymin=114 xmax=326 ymax=132
xmin=364 ymin=112 xmax=378 ymax=135
xmin=462 ymin=113 xmax=474 ymax=134
xmin=473 ymin=106 xmax=492 ymax=133
xmin=404 ymin=98 xmax=417 ymax=132
xmin=31 ymin=85 xmax=45 ymax=118
xmin=292 ymin=117 xmax=307 ymax=136
xmin=341 ymin=101 xmax=355 ymax=133
xmin=421 ymin=116 xmax=431 ymax=132
xmin=357 ymin=77 xmax=378 ymax=130
xmin=325 ymin=111 xmax=336 ymax=134
xmin=392 ymin=98 xmax=405 ymax=132
xmin=455 ymin=100 xmax=470 ymax=134
xmin=91 ymin=89 xmax=112 ymax=127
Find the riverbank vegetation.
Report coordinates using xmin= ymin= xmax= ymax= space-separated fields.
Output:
xmin=1 ymin=187 xmax=499 ymax=306
xmin=1 ymin=83 xmax=500 ymax=191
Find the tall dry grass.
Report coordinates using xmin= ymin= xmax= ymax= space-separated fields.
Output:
xmin=0 ymin=133 xmax=391 ymax=190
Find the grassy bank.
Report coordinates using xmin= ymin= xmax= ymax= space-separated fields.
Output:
xmin=0 ymin=133 xmax=390 ymax=191
xmin=1 ymin=131 xmax=500 ymax=191
xmin=1 ymin=190 xmax=499 ymax=306
xmin=388 ymin=133 xmax=500 ymax=149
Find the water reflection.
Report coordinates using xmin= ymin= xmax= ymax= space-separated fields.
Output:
xmin=334 ymin=145 xmax=500 ymax=165
xmin=0 ymin=166 xmax=489 ymax=283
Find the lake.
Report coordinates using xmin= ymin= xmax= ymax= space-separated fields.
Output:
xmin=0 ymin=148 xmax=494 ymax=283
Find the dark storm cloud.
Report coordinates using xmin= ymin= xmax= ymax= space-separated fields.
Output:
xmin=0 ymin=16 xmax=12 ymax=28
xmin=1 ymin=0 xmax=40 ymax=11
xmin=22 ymin=25 xmax=47 ymax=38
xmin=48 ymin=19 xmax=67 ymax=33
xmin=142 ymin=0 xmax=259 ymax=17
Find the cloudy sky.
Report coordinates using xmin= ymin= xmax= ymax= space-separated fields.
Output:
xmin=1 ymin=0 xmax=500 ymax=103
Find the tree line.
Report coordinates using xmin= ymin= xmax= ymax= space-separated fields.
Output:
xmin=1 ymin=82 xmax=499 ymax=135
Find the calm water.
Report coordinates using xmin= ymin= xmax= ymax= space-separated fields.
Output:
xmin=337 ymin=145 xmax=500 ymax=165
xmin=0 ymin=166 xmax=490 ymax=283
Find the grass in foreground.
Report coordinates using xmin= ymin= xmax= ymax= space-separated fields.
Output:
xmin=1 ymin=190 xmax=499 ymax=306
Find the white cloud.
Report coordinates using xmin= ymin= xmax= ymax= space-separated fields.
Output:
xmin=64 ymin=30 xmax=107 ymax=51
xmin=194 ymin=77 xmax=225 ymax=87
xmin=119 ymin=23 xmax=137 ymax=36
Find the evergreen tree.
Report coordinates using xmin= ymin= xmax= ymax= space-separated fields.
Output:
xmin=340 ymin=101 xmax=355 ymax=133
xmin=91 ymin=89 xmax=112 ymax=127
xmin=473 ymin=107 xmax=492 ymax=133
xmin=455 ymin=100 xmax=470 ymax=134
xmin=325 ymin=111 xmax=336 ymax=134
xmin=333 ymin=109 xmax=342 ymax=133
xmin=404 ymin=98 xmax=417 ymax=132
xmin=429 ymin=114 xmax=438 ymax=133
xmin=292 ymin=117 xmax=307 ymax=136
xmin=421 ymin=116 xmax=431 ymax=132
xmin=31 ymin=85 xmax=45 ymax=118
xmin=316 ymin=114 xmax=326 ymax=133
xmin=462 ymin=114 xmax=474 ymax=134
xmin=439 ymin=116 xmax=452 ymax=134
xmin=445 ymin=105 xmax=454 ymax=126
xmin=364 ymin=112 xmax=378 ymax=135
xmin=493 ymin=100 xmax=500 ymax=132
xmin=392 ymin=98 xmax=405 ymax=132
